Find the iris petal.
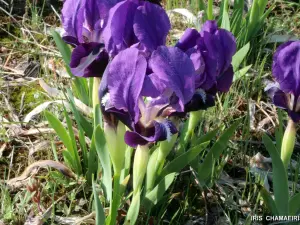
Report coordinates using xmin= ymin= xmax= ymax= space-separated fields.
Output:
xmin=141 ymin=73 xmax=166 ymax=98
xmin=176 ymin=28 xmax=200 ymax=51
xmin=106 ymin=48 xmax=147 ymax=123
xmin=70 ymin=43 xmax=108 ymax=77
xmin=184 ymin=91 xmax=215 ymax=112
xmin=61 ymin=0 xmax=85 ymax=43
xmin=265 ymin=82 xmax=290 ymax=111
xmin=216 ymin=65 xmax=234 ymax=92
xmin=62 ymin=0 xmax=118 ymax=44
xmin=124 ymin=120 xmax=177 ymax=147
xmin=200 ymin=20 xmax=218 ymax=33
xmin=103 ymin=0 xmax=139 ymax=54
xmin=133 ymin=1 xmax=170 ymax=51
xmin=177 ymin=20 xmax=236 ymax=93
xmin=149 ymin=46 xmax=195 ymax=112
xmin=272 ymin=41 xmax=300 ymax=96
xmin=99 ymin=66 xmax=134 ymax=129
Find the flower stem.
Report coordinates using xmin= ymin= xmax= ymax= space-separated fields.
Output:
xmin=126 ymin=145 xmax=149 ymax=225
xmin=93 ymin=77 xmax=101 ymax=109
xmin=146 ymin=135 xmax=178 ymax=192
xmin=281 ymin=119 xmax=296 ymax=170
xmin=184 ymin=111 xmax=202 ymax=145
xmin=109 ymin=173 xmax=121 ymax=225
xmin=125 ymin=190 xmax=141 ymax=225
xmin=133 ymin=145 xmax=149 ymax=193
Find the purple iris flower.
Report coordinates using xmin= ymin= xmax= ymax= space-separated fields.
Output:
xmin=99 ymin=46 xmax=195 ymax=147
xmin=265 ymin=41 xmax=300 ymax=123
xmin=102 ymin=0 xmax=171 ymax=57
xmin=176 ymin=20 xmax=236 ymax=111
xmin=61 ymin=0 xmax=116 ymax=77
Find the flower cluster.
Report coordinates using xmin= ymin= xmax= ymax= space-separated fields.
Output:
xmin=60 ymin=2 xmax=238 ymax=224
xmin=62 ymin=0 xmax=237 ymax=147
xmin=266 ymin=41 xmax=300 ymax=123
xmin=176 ymin=21 xmax=236 ymax=112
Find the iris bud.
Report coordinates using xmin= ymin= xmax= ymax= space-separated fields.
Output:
xmin=133 ymin=145 xmax=150 ymax=193
xmin=104 ymin=122 xmax=127 ymax=175
xmin=281 ymin=119 xmax=296 ymax=170
xmin=185 ymin=111 xmax=202 ymax=142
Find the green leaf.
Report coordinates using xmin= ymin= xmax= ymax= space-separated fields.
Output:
xmin=160 ymin=142 xmax=209 ymax=179
xmin=191 ymin=128 xmax=218 ymax=148
xmin=51 ymin=30 xmax=90 ymax=104
xmin=62 ymin=150 xmax=76 ymax=171
xmin=244 ymin=2 xmax=274 ymax=44
xmin=66 ymin=90 xmax=93 ymax=139
xmin=94 ymin=104 xmax=103 ymax=128
xmin=89 ymin=78 xmax=94 ymax=107
xmin=78 ymin=127 xmax=88 ymax=174
xmin=221 ymin=11 xmax=230 ymax=31
xmin=64 ymin=107 xmax=77 ymax=154
xmin=51 ymin=141 xmax=59 ymax=161
xmin=125 ymin=193 xmax=140 ymax=225
xmin=260 ymin=4 xmax=275 ymax=25
xmin=275 ymin=109 xmax=284 ymax=151
xmin=51 ymin=29 xmax=71 ymax=65
xmin=197 ymin=120 xmax=240 ymax=183
xmin=63 ymin=107 xmax=82 ymax=175
xmin=146 ymin=148 xmax=160 ymax=192
xmin=207 ymin=0 xmax=213 ymax=20
xmin=262 ymin=134 xmax=289 ymax=215
xmin=259 ymin=185 xmax=279 ymax=215
xmin=94 ymin=125 xmax=112 ymax=202
xmin=177 ymin=115 xmax=191 ymax=155
xmin=93 ymin=179 xmax=105 ymax=225
xmin=119 ymin=175 xmax=130 ymax=198
xmin=249 ymin=0 xmax=260 ymax=25
xmin=233 ymin=64 xmax=252 ymax=81
xmin=231 ymin=0 xmax=244 ymax=36
xmin=45 ymin=111 xmax=74 ymax=155
xmin=289 ymin=192 xmax=300 ymax=215
xmin=87 ymin=134 xmax=99 ymax=185
xmin=144 ymin=173 xmax=176 ymax=210
xmin=257 ymin=0 xmax=268 ymax=17
xmin=219 ymin=0 xmax=230 ymax=31
xmin=190 ymin=129 xmax=219 ymax=171
xmin=72 ymin=78 xmax=90 ymax=106
xmin=198 ymin=0 xmax=206 ymax=15
xmin=122 ymin=147 xmax=133 ymax=181
xmin=232 ymin=43 xmax=250 ymax=71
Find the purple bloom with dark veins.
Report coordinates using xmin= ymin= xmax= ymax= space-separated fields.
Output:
xmin=265 ymin=41 xmax=300 ymax=123
xmin=61 ymin=0 xmax=118 ymax=77
xmin=69 ymin=42 xmax=109 ymax=77
xmin=99 ymin=46 xmax=195 ymax=147
xmin=176 ymin=20 xmax=236 ymax=112
xmin=102 ymin=0 xmax=171 ymax=57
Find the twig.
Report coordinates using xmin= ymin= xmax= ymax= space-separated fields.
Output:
xmin=4 ymin=95 xmax=20 ymax=123
xmin=0 ymin=65 xmax=24 ymax=75
xmin=6 ymin=160 xmax=76 ymax=190
xmin=0 ymin=143 xmax=7 ymax=158
xmin=19 ymin=92 xmax=26 ymax=116
xmin=202 ymin=190 xmax=209 ymax=225
xmin=190 ymin=167 xmax=208 ymax=225
xmin=3 ymin=49 xmax=13 ymax=67
xmin=7 ymin=146 xmax=15 ymax=180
